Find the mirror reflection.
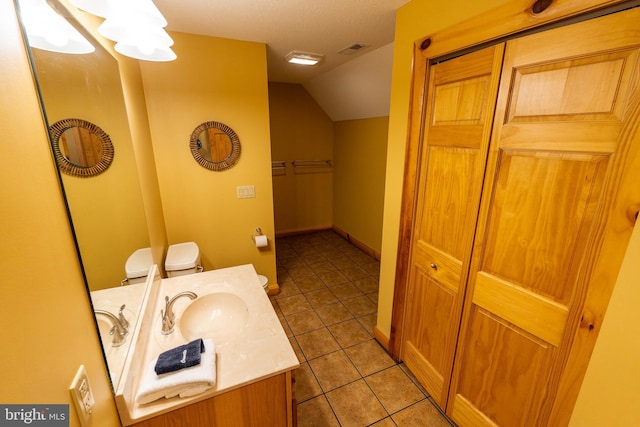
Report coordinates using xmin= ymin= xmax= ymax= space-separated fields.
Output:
xmin=21 ymin=5 xmax=150 ymax=389
xmin=50 ymin=118 xmax=115 ymax=177
xmin=190 ymin=121 xmax=241 ymax=171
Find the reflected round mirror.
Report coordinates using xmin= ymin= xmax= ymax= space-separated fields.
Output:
xmin=190 ymin=121 xmax=240 ymax=171
xmin=49 ymin=118 xmax=114 ymax=177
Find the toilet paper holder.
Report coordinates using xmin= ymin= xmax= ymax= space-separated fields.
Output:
xmin=251 ymin=228 xmax=268 ymax=244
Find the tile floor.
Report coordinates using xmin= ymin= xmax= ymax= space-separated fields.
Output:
xmin=270 ymin=230 xmax=456 ymax=427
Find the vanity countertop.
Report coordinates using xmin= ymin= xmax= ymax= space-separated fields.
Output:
xmin=115 ymin=264 xmax=299 ymax=425
xmin=91 ymin=282 xmax=147 ymax=389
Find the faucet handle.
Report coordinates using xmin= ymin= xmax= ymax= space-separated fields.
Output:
xmin=118 ymin=304 xmax=129 ymax=331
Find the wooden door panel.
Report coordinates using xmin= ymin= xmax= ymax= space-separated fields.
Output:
xmin=507 ymin=52 xmax=631 ymax=122
xmin=449 ymin=8 xmax=640 ymax=426
xmin=453 ymin=307 xmax=554 ymax=427
xmin=418 ymin=146 xmax=480 ymax=259
xmin=402 ymin=44 xmax=505 ymax=407
xmin=481 ymin=151 xmax=608 ymax=305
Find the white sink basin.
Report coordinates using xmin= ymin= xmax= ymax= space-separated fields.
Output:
xmin=179 ymin=292 xmax=249 ymax=344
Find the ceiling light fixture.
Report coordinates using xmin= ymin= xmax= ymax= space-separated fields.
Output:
xmin=285 ymin=51 xmax=324 ymax=66
xmin=18 ymin=0 xmax=95 ymax=54
xmin=97 ymin=0 xmax=176 ymax=61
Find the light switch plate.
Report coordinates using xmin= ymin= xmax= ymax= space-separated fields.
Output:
xmin=69 ymin=365 xmax=94 ymax=427
xmin=237 ymin=185 xmax=256 ymax=199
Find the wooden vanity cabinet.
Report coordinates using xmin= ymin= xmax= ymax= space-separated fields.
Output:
xmin=132 ymin=371 xmax=296 ymax=427
xmin=395 ymin=3 xmax=640 ymax=426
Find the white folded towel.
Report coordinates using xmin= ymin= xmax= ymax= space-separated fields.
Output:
xmin=136 ymin=338 xmax=216 ymax=405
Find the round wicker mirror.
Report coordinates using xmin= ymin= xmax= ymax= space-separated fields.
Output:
xmin=190 ymin=121 xmax=241 ymax=171
xmin=49 ymin=118 xmax=114 ymax=177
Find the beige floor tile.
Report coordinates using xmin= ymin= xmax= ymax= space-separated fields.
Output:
xmin=288 ymin=265 xmax=317 ymax=280
xmin=297 ymin=395 xmax=340 ymax=427
xmin=296 ymin=362 xmax=323 ymax=403
xmin=305 ymin=288 xmax=339 ymax=308
xmin=296 ymin=275 xmax=328 ymax=292
xmin=274 ymin=280 xmax=301 ymax=299
xmin=342 ymin=294 xmax=377 ymax=316
xmin=330 ymin=283 xmax=364 ymax=301
xmin=314 ymin=302 xmax=354 ymax=325
xmin=344 ymin=339 xmax=396 ymax=376
xmin=392 ymin=399 xmax=452 ymax=427
xmin=370 ymin=418 xmax=397 ymax=427
xmin=308 ymin=350 xmax=361 ymax=392
xmin=296 ymin=328 xmax=341 ymax=360
xmin=325 ymin=379 xmax=388 ymax=426
xmin=289 ymin=337 xmax=305 ymax=363
xmin=357 ymin=312 xmax=377 ymax=334
xmin=366 ymin=366 xmax=426 ymax=414
xmin=285 ymin=310 xmax=325 ymax=335
xmin=315 ymin=269 xmax=349 ymax=286
xmin=277 ymin=294 xmax=312 ymax=315
xmin=353 ymin=277 xmax=379 ymax=294
xmin=328 ymin=319 xmax=372 ymax=348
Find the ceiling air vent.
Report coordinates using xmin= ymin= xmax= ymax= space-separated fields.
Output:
xmin=338 ymin=43 xmax=369 ymax=55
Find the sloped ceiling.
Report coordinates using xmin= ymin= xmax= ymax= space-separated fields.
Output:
xmin=155 ymin=0 xmax=410 ymax=120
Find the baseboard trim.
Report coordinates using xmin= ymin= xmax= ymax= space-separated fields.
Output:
xmin=332 ymin=226 xmax=381 ymax=261
xmin=275 ymin=226 xmax=333 ymax=238
xmin=373 ymin=326 xmax=390 ymax=350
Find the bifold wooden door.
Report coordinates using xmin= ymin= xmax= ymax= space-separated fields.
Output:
xmin=401 ymin=44 xmax=504 ymax=408
xmin=402 ymin=6 xmax=640 ymax=426
xmin=447 ymin=8 xmax=640 ymax=427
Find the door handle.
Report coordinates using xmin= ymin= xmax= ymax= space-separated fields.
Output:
xmin=429 ymin=263 xmax=438 ymax=271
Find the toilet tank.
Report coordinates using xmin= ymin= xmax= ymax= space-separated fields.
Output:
xmin=165 ymin=242 xmax=202 ymax=277
xmin=125 ymin=247 xmax=153 ymax=285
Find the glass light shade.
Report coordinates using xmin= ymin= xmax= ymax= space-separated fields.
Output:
xmin=68 ymin=0 xmax=112 ymax=18
xmin=115 ymin=42 xmax=176 ymax=62
xmin=19 ymin=0 xmax=95 ymax=54
xmin=98 ymin=0 xmax=168 ymax=42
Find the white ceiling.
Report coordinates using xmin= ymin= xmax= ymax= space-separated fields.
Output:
xmin=154 ymin=0 xmax=411 ymax=120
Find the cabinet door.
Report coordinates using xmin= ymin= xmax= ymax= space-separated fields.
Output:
xmin=401 ymin=45 xmax=504 ymax=407
xmin=448 ymin=8 xmax=640 ymax=427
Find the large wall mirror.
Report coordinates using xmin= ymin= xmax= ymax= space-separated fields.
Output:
xmin=18 ymin=0 xmax=150 ymax=390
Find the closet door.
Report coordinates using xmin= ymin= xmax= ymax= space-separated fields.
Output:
xmin=448 ymin=8 xmax=640 ymax=427
xmin=401 ymin=45 xmax=504 ymax=407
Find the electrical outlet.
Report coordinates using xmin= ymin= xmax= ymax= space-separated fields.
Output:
xmin=69 ymin=365 xmax=94 ymax=427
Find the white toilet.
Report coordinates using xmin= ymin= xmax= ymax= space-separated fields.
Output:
xmin=124 ymin=247 xmax=153 ymax=285
xmin=165 ymin=242 xmax=203 ymax=277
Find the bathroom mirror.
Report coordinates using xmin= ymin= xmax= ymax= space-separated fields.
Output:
xmin=190 ymin=121 xmax=241 ymax=171
xmin=17 ymin=0 xmax=150 ymax=390
xmin=50 ymin=118 xmax=115 ymax=177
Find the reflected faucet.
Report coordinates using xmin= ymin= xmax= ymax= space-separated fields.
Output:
xmin=161 ymin=291 xmax=198 ymax=335
xmin=95 ymin=305 xmax=129 ymax=347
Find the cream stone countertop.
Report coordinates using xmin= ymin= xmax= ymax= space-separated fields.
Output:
xmin=115 ymin=264 xmax=300 ymax=425
xmin=91 ymin=281 xmax=148 ymax=389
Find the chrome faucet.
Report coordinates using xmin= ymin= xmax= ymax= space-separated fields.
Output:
xmin=161 ymin=291 xmax=198 ymax=335
xmin=95 ymin=305 xmax=129 ymax=347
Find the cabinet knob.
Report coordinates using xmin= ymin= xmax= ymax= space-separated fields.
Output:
xmin=429 ymin=263 xmax=438 ymax=270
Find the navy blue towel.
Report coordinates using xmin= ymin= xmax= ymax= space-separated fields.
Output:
xmin=154 ymin=338 xmax=205 ymax=375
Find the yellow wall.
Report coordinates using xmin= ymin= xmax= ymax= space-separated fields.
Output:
xmin=140 ymin=32 xmax=277 ymax=284
xmin=31 ymin=47 xmax=150 ymax=290
xmin=0 ymin=2 xmax=120 ymax=425
xmin=333 ymin=117 xmax=388 ymax=253
xmin=268 ymin=82 xmax=334 ymax=234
